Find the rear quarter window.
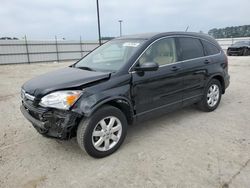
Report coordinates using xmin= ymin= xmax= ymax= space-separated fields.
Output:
xmin=177 ymin=37 xmax=204 ymax=61
xmin=201 ymin=40 xmax=220 ymax=56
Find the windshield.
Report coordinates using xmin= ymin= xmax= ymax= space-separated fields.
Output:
xmin=233 ymin=41 xmax=250 ymax=46
xmin=75 ymin=39 xmax=145 ymax=72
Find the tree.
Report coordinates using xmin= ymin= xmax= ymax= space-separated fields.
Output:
xmin=208 ymin=25 xmax=250 ymax=38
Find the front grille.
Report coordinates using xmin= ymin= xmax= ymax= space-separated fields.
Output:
xmin=23 ymin=99 xmax=48 ymax=114
xmin=229 ymin=48 xmax=241 ymax=52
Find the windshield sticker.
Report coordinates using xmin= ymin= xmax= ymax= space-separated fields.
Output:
xmin=123 ymin=42 xmax=140 ymax=47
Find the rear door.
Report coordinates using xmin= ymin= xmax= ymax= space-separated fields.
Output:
xmin=176 ymin=37 xmax=207 ymax=106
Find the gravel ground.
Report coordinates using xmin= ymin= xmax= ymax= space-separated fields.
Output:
xmin=0 ymin=57 xmax=250 ymax=188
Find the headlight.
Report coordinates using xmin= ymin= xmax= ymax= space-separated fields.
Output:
xmin=39 ymin=90 xmax=82 ymax=110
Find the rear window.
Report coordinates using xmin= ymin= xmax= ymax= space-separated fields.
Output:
xmin=178 ymin=37 xmax=204 ymax=61
xmin=201 ymin=40 xmax=220 ymax=55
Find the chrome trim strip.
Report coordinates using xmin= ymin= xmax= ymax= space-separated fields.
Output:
xmin=128 ymin=35 xmax=222 ymax=73
xmin=25 ymin=93 xmax=35 ymax=101
xmin=21 ymin=89 xmax=25 ymax=99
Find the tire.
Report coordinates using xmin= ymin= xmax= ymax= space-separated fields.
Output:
xmin=77 ymin=105 xmax=127 ymax=158
xmin=243 ymin=48 xmax=249 ymax=56
xmin=197 ymin=79 xmax=222 ymax=112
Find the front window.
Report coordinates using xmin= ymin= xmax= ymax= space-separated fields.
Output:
xmin=139 ymin=38 xmax=177 ymax=66
xmin=75 ymin=39 xmax=145 ymax=72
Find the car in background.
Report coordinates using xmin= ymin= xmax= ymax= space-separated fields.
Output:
xmin=227 ymin=41 xmax=250 ymax=56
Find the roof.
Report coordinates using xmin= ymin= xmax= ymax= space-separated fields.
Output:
xmin=117 ymin=31 xmax=215 ymax=41
xmin=117 ymin=32 xmax=160 ymax=40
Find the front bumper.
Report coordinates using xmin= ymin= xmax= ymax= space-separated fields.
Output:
xmin=21 ymin=105 xmax=47 ymax=130
xmin=20 ymin=100 xmax=81 ymax=139
xmin=227 ymin=48 xmax=243 ymax=55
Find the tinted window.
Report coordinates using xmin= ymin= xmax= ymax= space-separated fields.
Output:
xmin=139 ymin=38 xmax=177 ymax=66
xmin=178 ymin=37 xmax=204 ymax=61
xmin=202 ymin=40 xmax=220 ymax=55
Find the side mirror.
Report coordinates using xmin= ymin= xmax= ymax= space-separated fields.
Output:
xmin=134 ymin=62 xmax=159 ymax=72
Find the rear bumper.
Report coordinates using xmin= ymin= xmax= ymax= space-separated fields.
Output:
xmin=20 ymin=101 xmax=81 ymax=139
xmin=224 ymin=74 xmax=230 ymax=90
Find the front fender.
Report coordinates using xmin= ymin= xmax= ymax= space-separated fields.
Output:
xmin=84 ymin=96 xmax=133 ymax=117
xmin=72 ymin=74 xmax=133 ymax=117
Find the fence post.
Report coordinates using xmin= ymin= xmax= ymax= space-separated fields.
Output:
xmin=55 ymin=35 xmax=59 ymax=62
xmin=24 ymin=35 xmax=30 ymax=64
xmin=80 ymin=36 xmax=83 ymax=57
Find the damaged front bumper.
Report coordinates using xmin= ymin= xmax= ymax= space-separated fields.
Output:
xmin=20 ymin=100 xmax=81 ymax=139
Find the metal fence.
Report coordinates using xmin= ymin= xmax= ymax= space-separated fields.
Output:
xmin=1 ymin=36 xmax=250 ymax=65
xmin=0 ymin=37 xmax=99 ymax=65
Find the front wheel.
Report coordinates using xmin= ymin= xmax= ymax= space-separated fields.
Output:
xmin=227 ymin=51 xmax=231 ymax=56
xmin=243 ymin=48 xmax=249 ymax=56
xmin=77 ymin=105 xmax=127 ymax=158
xmin=197 ymin=79 xmax=222 ymax=112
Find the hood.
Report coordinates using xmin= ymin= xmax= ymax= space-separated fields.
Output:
xmin=22 ymin=67 xmax=110 ymax=98
xmin=231 ymin=43 xmax=250 ymax=48
xmin=230 ymin=45 xmax=247 ymax=48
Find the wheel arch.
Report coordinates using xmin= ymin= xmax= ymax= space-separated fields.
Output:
xmin=84 ymin=97 xmax=134 ymax=125
xmin=208 ymin=74 xmax=225 ymax=94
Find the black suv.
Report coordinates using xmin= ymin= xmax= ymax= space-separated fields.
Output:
xmin=227 ymin=41 xmax=250 ymax=56
xmin=21 ymin=32 xmax=230 ymax=158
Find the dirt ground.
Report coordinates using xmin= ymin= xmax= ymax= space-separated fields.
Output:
xmin=0 ymin=57 xmax=250 ymax=188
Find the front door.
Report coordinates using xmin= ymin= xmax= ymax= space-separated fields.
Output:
xmin=130 ymin=37 xmax=184 ymax=117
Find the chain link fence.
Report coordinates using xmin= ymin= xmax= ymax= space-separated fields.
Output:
xmin=1 ymin=36 xmax=250 ymax=65
xmin=0 ymin=36 xmax=99 ymax=65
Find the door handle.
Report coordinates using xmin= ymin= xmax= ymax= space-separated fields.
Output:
xmin=171 ymin=66 xmax=181 ymax=71
xmin=204 ymin=59 xmax=210 ymax=64
xmin=194 ymin=70 xmax=206 ymax=75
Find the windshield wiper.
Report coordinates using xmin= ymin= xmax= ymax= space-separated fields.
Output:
xmin=76 ymin=66 xmax=96 ymax=71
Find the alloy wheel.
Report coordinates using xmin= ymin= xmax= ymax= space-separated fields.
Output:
xmin=92 ymin=116 xmax=122 ymax=151
xmin=207 ymin=84 xmax=220 ymax=107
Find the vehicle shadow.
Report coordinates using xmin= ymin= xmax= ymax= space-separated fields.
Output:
xmin=47 ymin=105 xmax=211 ymax=159
xmin=124 ymin=105 xmax=205 ymax=146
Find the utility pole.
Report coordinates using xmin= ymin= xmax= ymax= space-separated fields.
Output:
xmin=24 ymin=35 xmax=30 ymax=64
xmin=96 ymin=0 xmax=101 ymax=45
xmin=118 ymin=20 xmax=123 ymax=37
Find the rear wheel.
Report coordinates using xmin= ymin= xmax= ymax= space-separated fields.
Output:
xmin=77 ymin=105 xmax=127 ymax=158
xmin=197 ymin=79 xmax=222 ymax=112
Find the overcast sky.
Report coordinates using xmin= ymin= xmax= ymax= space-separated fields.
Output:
xmin=1 ymin=0 xmax=250 ymax=40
